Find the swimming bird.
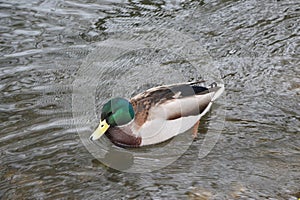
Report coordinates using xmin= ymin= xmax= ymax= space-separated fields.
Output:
xmin=90 ymin=81 xmax=224 ymax=147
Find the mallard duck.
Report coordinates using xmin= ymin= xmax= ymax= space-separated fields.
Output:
xmin=90 ymin=81 xmax=224 ymax=147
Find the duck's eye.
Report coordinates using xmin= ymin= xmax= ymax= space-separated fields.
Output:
xmin=101 ymin=124 xmax=104 ymax=128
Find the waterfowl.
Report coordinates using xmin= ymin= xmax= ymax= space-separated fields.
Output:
xmin=90 ymin=81 xmax=224 ymax=148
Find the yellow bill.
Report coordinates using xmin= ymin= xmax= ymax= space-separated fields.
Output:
xmin=90 ymin=119 xmax=110 ymax=141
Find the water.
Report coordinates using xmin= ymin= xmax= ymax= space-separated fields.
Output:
xmin=1 ymin=0 xmax=299 ymax=199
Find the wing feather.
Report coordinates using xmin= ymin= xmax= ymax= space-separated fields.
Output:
xmin=130 ymin=81 xmax=223 ymax=126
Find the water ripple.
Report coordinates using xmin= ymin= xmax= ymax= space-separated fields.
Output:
xmin=0 ymin=0 xmax=299 ymax=199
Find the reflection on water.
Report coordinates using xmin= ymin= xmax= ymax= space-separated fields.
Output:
xmin=0 ymin=0 xmax=299 ymax=199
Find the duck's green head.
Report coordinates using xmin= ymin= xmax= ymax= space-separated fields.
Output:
xmin=90 ymin=97 xmax=135 ymax=141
